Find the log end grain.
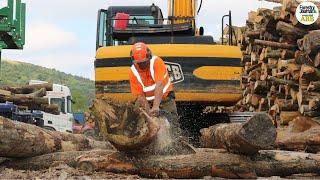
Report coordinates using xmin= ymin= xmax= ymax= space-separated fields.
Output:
xmin=239 ymin=113 xmax=277 ymax=149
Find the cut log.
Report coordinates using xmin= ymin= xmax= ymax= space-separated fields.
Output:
xmin=298 ymin=30 xmax=320 ymax=55
xmin=275 ymin=116 xmax=320 ymax=153
xmin=281 ymin=50 xmax=295 ymax=59
xmin=89 ymin=98 xmax=178 ymax=154
xmin=267 ymin=75 xmax=299 ymax=89
xmin=280 ymin=111 xmax=301 ymax=125
xmin=2 ymin=83 xmax=53 ymax=94
xmin=200 ymin=113 xmax=276 ymax=155
xmin=300 ymin=64 xmax=320 ymax=81
xmin=308 ymin=81 xmax=320 ymax=92
xmin=276 ymin=21 xmax=307 ymax=38
xmin=245 ymin=30 xmax=262 ymax=38
xmin=1 ymin=150 xmax=114 ymax=170
xmin=309 ymin=96 xmax=320 ymax=111
xmin=254 ymin=39 xmax=297 ymax=50
xmin=76 ymin=148 xmax=320 ymax=179
xmin=254 ymin=80 xmax=269 ymax=95
xmin=275 ymin=98 xmax=299 ymax=111
xmin=0 ymin=116 xmax=114 ymax=158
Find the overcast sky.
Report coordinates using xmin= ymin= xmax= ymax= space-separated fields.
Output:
xmin=1 ymin=0 xmax=276 ymax=80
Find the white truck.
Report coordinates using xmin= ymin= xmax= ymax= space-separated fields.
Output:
xmin=29 ymin=80 xmax=74 ymax=132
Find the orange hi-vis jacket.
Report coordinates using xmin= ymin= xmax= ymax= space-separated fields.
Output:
xmin=129 ymin=56 xmax=173 ymax=101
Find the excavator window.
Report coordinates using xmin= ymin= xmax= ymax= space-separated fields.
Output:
xmin=96 ymin=9 xmax=108 ymax=49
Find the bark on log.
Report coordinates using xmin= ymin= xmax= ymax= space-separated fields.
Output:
xmin=76 ymin=148 xmax=320 ymax=179
xmin=275 ymin=116 xmax=320 ymax=153
xmin=2 ymin=83 xmax=53 ymax=94
xmin=1 ymin=150 xmax=114 ymax=170
xmin=254 ymin=39 xmax=297 ymax=50
xmin=0 ymin=116 xmax=114 ymax=158
xmin=200 ymin=114 xmax=276 ymax=155
xmin=267 ymin=75 xmax=299 ymax=89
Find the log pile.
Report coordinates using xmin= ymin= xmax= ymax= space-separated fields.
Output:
xmin=0 ymin=83 xmax=60 ymax=114
xmin=237 ymin=0 xmax=320 ymax=125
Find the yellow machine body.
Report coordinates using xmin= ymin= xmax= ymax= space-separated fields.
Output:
xmin=95 ymin=44 xmax=242 ymax=105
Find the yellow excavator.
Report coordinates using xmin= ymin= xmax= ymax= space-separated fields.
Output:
xmin=94 ymin=0 xmax=245 ymax=140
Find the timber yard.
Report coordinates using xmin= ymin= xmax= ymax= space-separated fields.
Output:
xmin=1 ymin=0 xmax=320 ymax=179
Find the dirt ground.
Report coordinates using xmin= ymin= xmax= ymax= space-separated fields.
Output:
xmin=0 ymin=164 xmax=141 ymax=180
xmin=1 ymin=163 xmax=320 ymax=180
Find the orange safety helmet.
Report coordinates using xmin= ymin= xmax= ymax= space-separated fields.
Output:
xmin=130 ymin=42 xmax=152 ymax=63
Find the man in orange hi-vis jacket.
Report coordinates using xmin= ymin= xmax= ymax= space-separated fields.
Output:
xmin=129 ymin=42 xmax=179 ymax=129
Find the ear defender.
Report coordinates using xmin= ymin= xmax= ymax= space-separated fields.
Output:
xmin=146 ymin=48 xmax=152 ymax=60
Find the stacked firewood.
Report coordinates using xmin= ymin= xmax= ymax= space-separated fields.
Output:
xmin=0 ymin=83 xmax=60 ymax=115
xmin=236 ymin=0 xmax=320 ymax=125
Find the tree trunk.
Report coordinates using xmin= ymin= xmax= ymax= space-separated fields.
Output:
xmin=200 ymin=114 xmax=276 ymax=155
xmin=0 ymin=116 xmax=114 ymax=158
xmin=275 ymin=116 xmax=320 ymax=153
xmin=2 ymin=83 xmax=53 ymax=94
xmin=76 ymin=148 xmax=320 ymax=179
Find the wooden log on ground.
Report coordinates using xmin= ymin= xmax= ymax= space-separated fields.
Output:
xmin=76 ymin=148 xmax=320 ymax=179
xmin=254 ymin=39 xmax=297 ymax=50
xmin=2 ymin=83 xmax=53 ymax=94
xmin=1 ymin=150 xmax=114 ymax=170
xmin=276 ymin=116 xmax=320 ymax=153
xmin=0 ymin=116 xmax=114 ymax=158
xmin=200 ymin=113 xmax=276 ymax=155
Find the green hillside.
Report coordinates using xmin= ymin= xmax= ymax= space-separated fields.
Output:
xmin=0 ymin=60 xmax=95 ymax=112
